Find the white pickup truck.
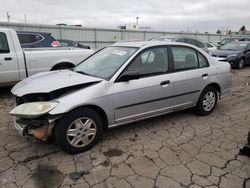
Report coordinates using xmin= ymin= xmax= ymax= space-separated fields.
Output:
xmin=0 ymin=28 xmax=94 ymax=86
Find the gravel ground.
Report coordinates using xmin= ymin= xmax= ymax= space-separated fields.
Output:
xmin=0 ymin=67 xmax=250 ymax=188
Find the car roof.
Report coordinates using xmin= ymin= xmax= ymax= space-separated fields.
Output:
xmin=17 ymin=31 xmax=51 ymax=35
xmin=230 ymin=41 xmax=250 ymax=44
xmin=111 ymin=40 xmax=199 ymax=49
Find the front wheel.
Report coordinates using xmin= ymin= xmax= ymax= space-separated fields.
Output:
xmin=195 ymin=86 xmax=218 ymax=116
xmin=237 ymin=59 xmax=244 ymax=69
xmin=54 ymin=107 xmax=103 ymax=154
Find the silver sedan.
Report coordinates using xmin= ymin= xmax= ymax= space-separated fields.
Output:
xmin=10 ymin=41 xmax=232 ymax=153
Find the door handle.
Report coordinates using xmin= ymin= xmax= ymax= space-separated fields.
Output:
xmin=160 ymin=80 xmax=170 ymax=85
xmin=4 ymin=57 xmax=12 ymax=61
xmin=202 ymin=74 xmax=208 ymax=77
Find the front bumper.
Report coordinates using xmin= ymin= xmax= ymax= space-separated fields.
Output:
xmin=227 ymin=59 xmax=239 ymax=66
xmin=13 ymin=115 xmax=60 ymax=141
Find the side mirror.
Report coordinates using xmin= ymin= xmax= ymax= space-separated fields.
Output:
xmin=118 ymin=70 xmax=140 ymax=82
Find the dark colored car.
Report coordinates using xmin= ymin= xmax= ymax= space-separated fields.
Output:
xmin=150 ymin=36 xmax=209 ymax=53
xmin=217 ymin=38 xmax=240 ymax=49
xmin=217 ymin=37 xmax=250 ymax=48
xmin=17 ymin=31 xmax=61 ymax=48
xmin=58 ymin=39 xmax=91 ymax=49
xmin=211 ymin=41 xmax=250 ymax=69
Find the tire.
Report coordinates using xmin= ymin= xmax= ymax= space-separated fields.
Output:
xmin=195 ymin=86 xmax=218 ymax=116
xmin=237 ymin=59 xmax=244 ymax=69
xmin=54 ymin=107 xmax=103 ymax=154
xmin=248 ymin=131 xmax=250 ymax=145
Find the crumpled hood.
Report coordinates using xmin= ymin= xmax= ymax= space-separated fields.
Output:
xmin=11 ymin=70 xmax=103 ymax=97
xmin=212 ymin=50 xmax=242 ymax=57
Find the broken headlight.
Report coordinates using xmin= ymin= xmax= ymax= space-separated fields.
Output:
xmin=10 ymin=101 xmax=59 ymax=118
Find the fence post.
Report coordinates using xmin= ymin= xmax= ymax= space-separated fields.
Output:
xmin=59 ymin=26 xmax=62 ymax=39
xmin=121 ymin=30 xmax=124 ymax=40
xmin=94 ymin=28 xmax=97 ymax=49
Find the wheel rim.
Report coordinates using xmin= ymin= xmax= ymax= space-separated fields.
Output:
xmin=66 ymin=117 xmax=97 ymax=148
xmin=239 ymin=60 xmax=244 ymax=68
xmin=202 ymin=91 xmax=216 ymax=112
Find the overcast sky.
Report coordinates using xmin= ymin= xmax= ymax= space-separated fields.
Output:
xmin=0 ymin=0 xmax=249 ymax=33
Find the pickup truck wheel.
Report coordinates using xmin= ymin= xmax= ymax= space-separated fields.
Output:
xmin=237 ymin=59 xmax=244 ymax=69
xmin=195 ymin=86 xmax=218 ymax=116
xmin=54 ymin=108 xmax=103 ymax=154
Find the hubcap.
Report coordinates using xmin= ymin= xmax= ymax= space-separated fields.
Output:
xmin=239 ymin=60 xmax=244 ymax=68
xmin=202 ymin=91 xmax=216 ymax=112
xmin=67 ymin=117 xmax=97 ymax=147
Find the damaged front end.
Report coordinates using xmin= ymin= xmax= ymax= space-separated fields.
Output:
xmin=14 ymin=115 xmax=61 ymax=141
xmin=10 ymin=101 xmax=61 ymax=141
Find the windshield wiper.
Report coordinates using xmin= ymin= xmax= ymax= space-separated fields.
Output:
xmin=221 ymin=49 xmax=235 ymax=51
xmin=75 ymin=70 xmax=92 ymax=76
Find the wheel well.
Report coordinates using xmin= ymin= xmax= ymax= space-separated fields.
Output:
xmin=241 ymin=57 xmax=245 ymax=63
xmin=82 ymin=105 xmax=109 ymax=130
xmin=206 ymin=83 xmax=221 ymax=93
xmin=51 ymin=62 xmax=75 ymax=71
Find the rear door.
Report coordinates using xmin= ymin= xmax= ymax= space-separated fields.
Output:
xmin=113 ymin=46 xmax=173 ymax=124
xmin=170 ymin=46 xmax=210 ymax=107
xmin=0 ymin=31 xmax=19 ymax=85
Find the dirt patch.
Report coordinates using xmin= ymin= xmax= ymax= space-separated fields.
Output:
xmin=31 ymin=164 xmax=65 ymax=188
xmin=103 ymin=148 xmax=123 ymax=157
xmin=69 ymin=170 xmax=89 ymax=182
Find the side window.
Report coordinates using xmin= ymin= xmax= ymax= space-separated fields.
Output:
xmin=172 ymin=47 xmax=198 ymax=71
xmin=60 ymin=41 xmax=69 ymax=47
xmin=196 ymin=40 xmax=206 ymax=48
xmin=0 ymin=33 xmax=10 ymax=53
xmin=127 ymin=47 xmax=169 ymax=76
xmin=17 ymin=34 xmax=43 ymax=44
xmin=198 ymin=53 xmax=209 ymax=68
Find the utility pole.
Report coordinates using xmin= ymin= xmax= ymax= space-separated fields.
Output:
xmin=24 ymin=14 xmax=27 ymax=24
xmin=7 ymin=12 xmax=10 ymax=23
xmin=136 ymin=17 xmax=139 ymax=27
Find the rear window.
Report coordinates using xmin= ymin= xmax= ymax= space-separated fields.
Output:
xmin=0 ymin=32 xmax=10 ymax=53
xmin=17 ymin=33 xmax=43 ymax=44
xmin=196 ymin=40 xmax=206 ymax=48
xmin=185 ymin=38 xmax=197 ymax=46
xmin=175 ymin=38 xmax=185 ymax=43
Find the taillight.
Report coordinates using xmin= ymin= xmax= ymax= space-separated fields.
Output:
xmin=51 ymin=40 xmax=61 ymax=47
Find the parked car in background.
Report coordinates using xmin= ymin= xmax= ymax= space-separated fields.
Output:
xmin=211 ymin=41 xmax=250 ymax=69
xmin=58 ymin=39 xmax=91 ymax=49
xmin=17 ymin=31 xmax=61 ymax=48
xmin=217 ymin=37 xmax=241 ymax=48
xmin=10 ymin=40 xmax=231 ymax=153
xmin=150 ymin=36 xmax=209 ymax=53
xmin=0 ymin=28 xmax=93 ymax=86
xmin=205 ymin=41 xmax=217 ymax=52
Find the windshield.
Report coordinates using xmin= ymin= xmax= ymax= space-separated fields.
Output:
xmin=74 ymin=46 xmax=137 ymax=79
xmin=220 ymin=43 xmax=247 ymax=51
xmin=220 ymin=38 xmax=239 ymax=45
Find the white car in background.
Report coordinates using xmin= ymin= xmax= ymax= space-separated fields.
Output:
xmin=205 ymin=41 xmax=217 ymax=52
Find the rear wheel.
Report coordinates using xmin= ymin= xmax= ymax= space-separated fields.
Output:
xmin=237 ymin=59 xmax=244 ymax=69
xmin=195 ymin=86 xmax=218 ymax=116
xmin=54 ymin=107 xmax=103 ymax=154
